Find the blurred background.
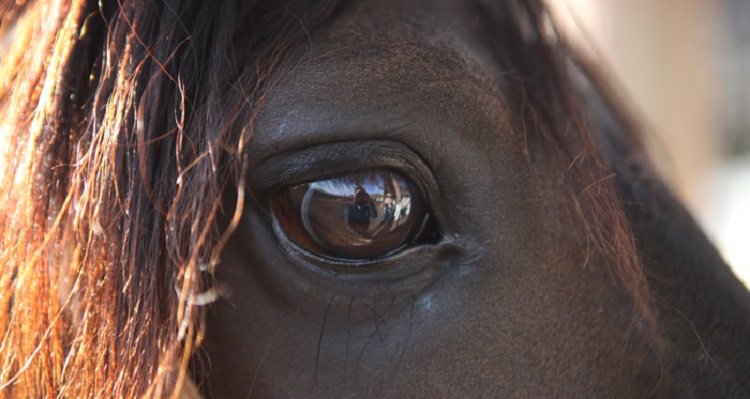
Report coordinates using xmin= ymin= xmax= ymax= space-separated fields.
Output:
xmin=548 ymin=0 xmax=750 ymax=287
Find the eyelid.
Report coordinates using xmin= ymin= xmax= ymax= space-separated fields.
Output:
xmin=247 ymin=140 xmax=447 ymax=228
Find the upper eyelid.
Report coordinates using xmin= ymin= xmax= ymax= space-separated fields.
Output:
xmin=246 ymin=139 xmax=450 ymax=234
xmin=248 ymin=140 xmax=435 ymax=193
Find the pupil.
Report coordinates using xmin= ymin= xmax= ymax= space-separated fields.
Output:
xmin=273 ymin=170 xmax=428 ymax=260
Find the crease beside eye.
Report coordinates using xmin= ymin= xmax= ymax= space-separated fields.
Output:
xmin=272 ymin=169 xmax=435 ymax=261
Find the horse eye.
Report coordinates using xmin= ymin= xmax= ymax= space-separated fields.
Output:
xmin=272 ymin=170 xmax=435 ymax=261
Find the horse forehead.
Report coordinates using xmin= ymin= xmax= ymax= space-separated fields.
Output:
xmin=285 ymin=44 xmax=485 ymax=102
xmin=251 ymin=42 xmax=512 ymax=163
xmin=251 ymin=27 xmax=511 ymax=156
xmin=319 ymin=0 xmax=483 ymax=40
xmin=289 ymin=0 xmax=500 ymax=93
xmin=251 ymin=0 xmax=505 ymax=123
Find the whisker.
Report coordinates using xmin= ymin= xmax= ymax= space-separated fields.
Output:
xmin=247 ymin=326 xmax=282 ymax=399
xmin=345 ymin=296 xmax=354 ymax=393
xmin=314 ymin=295 xmax=335 ymax=392
xmin=395 ymin=295 xmax=416 ymax=379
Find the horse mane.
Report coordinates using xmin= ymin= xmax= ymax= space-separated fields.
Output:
xmin=0 ymin=0 xmax=650 ymax=397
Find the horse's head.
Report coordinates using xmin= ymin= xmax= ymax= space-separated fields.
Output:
xmin=197 ymin=1 xmax=750 ymax=397
xmin=0 ymin=0 xmax=748 ymax=398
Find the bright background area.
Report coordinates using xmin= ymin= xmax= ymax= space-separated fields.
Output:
xmin=548 ymin=0 xmax=750 ymax=287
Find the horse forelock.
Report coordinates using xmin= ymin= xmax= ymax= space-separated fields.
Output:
xmin=0 ymin=0 xmax=341 ymax=396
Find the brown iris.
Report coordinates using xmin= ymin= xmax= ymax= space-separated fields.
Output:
xmin=272 ymin=170 xmax=430 ymax=260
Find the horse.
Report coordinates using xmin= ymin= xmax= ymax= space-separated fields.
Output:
xmin=0 ymin=0 xmax=748 ymax=397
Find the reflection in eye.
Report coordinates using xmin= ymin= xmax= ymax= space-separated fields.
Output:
xmin=272 ymin=170 xmax=435 ymax=260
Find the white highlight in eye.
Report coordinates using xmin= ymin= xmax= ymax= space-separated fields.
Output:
xmin=418 ymin=292 xmax=436 ymax=312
